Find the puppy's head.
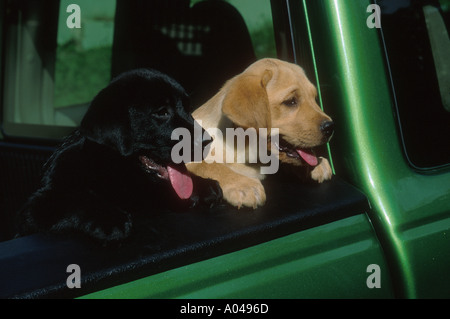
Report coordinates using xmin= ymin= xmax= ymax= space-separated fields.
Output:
xmin=222 ymin=58 xmax=334 ymax=167
xmin=81 ymin=68 xmax=201 ymax=199
xmin=81 ymin=69 xmax=193 ymax=158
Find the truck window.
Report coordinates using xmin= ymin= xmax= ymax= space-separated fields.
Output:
xmin=378 ymin=0 xmax=450 ymax=169
xmin=54 ymin=0 xmax=116 ymax=126
xmin=2 ymin=0 xmax=116 ymax=139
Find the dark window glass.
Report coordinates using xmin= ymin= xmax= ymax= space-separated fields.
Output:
xmin=378 ymin=0 xmax=450 ymax=169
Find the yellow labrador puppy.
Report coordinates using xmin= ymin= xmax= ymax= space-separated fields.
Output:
xmin=186 ymin=58 xmax=334 ymax=209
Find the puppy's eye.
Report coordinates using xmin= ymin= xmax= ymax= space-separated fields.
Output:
xmin=282 ymin=97 xmax=298 ymax=107
xmin=152 ymin=107 xmax=171 ymax=120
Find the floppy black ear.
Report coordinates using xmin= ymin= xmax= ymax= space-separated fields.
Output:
xmin=80 ymin=88 xmax=133 ymax=156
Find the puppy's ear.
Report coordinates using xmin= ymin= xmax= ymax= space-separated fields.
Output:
xmin=222 ymin=70 xmax=272 ymax=131
xmin=80 ymin=89 xmax=133 ymax=156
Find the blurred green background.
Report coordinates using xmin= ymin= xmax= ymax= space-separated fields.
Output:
xmin=54 ymin=0 xmax=116 ymax=108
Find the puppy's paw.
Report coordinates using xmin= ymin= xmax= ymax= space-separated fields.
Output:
xmin=311 ymin=157 xmax=333 ymax=183
xmin=190 ymin=176 xmax=223 ymax=208
xmin=222 ymin=177 xmax=266 ymax=209
xmin=89 ymin=216 xmax=133 ymax=245
xmin=63 ymin=209 xmax=133 ymax=246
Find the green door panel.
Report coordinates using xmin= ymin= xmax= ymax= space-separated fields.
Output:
xmin=81 ymin=214 xmax=394 ymax=299
xmin=301 ymin=0 xmax=450 ymax=298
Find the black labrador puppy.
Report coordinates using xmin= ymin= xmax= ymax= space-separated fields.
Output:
xmin=16 ymin=69 xmax=222 ymax=245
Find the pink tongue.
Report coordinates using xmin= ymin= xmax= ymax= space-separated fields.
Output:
xmin=296 ymin=149 xmax=318 ymax=166
xmin=167 ymin=165 xmax=193 ymax=199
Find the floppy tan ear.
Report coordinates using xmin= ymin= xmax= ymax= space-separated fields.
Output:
xmin=222 ymin=70 xmax=273 ymax=131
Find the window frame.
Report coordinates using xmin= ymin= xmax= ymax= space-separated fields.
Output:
xmin=1 ymin=0 xmax=64 ymax=141
xmin=0 ymin=0 xmax=115 ymax=141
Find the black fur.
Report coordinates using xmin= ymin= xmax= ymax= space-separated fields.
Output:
xmin=15 ymin=69 xmax=222 ymax=245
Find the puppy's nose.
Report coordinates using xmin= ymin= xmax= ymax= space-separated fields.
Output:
xmin=320 ymin=120 xmax=334 ymax=139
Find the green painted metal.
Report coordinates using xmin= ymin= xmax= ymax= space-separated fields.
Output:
xmin=303 ymin=0 xmax=450 ymax=298
xmin=81 ymin=214 xmax=393 ymax=299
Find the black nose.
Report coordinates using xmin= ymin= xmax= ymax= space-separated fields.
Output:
xmin=320 ymin=120 xmax=334 ymax=139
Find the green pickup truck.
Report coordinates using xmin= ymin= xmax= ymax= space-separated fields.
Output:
xmin=0 ymin=0 xmax=449 ymax=299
